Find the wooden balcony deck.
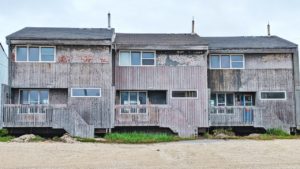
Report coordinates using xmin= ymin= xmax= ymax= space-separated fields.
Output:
xmin=2 ymin=104 xmax=67 ymax=127
xmin=209 ymin=106 xmax=264 ymax=127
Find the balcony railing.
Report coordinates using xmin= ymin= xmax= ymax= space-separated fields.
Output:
xmin=2 ymin=104 xmax=67 ymax=127
xmin=209 ymin=106 xmax=264 ymax=127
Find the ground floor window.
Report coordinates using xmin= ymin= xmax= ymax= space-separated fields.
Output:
xmin=20 ymin=89 xmax=49 ymax=105
xmin=210 ymin=92 xmax=255 ymax=114
xmin=260 ymin=91 xmax=286 ymax=100
xmin=71 ymin=88 xmax=101 ymax=97
xmin=19 ymin=89 xmax=49 ymax=113
xmin=120 ymin=91 xmax=147 ymax=113
xmin=171 ymin=90 xmax=197 ymax=98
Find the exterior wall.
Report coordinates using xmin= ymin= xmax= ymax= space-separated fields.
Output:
xmin=115 ymin=50 xmax=209 ymax=132
xmin=208 ymin=52 xmax=295 ymax=130
xmin=0 ymin=45 xmax=8 ymax=129
xmin=9 ymin=45 xmax=113 ymax=128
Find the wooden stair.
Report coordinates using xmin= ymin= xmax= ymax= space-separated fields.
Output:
xmin=52 ymin=108 xmax=94 ymax=138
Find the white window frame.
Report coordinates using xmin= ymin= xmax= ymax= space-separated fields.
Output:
xmin=71 ymin=88 xmax=102 ymax=98
xmin=259 ymin=91 xmax=287 ymax=101
xmin=15 ymin=45 xmax=56 ymax=63
xmin=19 ymin=89 xmax=50 ymax=105
xmin=209 ymin=54 xmax=245 ymax=69
xmin=118 ymin=50 xmax=156 ymax=66
xmin=170 ymin=90 xmax=198 ymax=99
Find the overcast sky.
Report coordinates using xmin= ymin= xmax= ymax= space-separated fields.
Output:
xmin=0 ymin=0 xmax=299 ymax=53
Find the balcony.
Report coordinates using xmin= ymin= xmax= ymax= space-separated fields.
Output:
xmin=2 ymin=104 xmax=67 ymax=127
xmin=209 ymin=106 xmax=264 ymax=127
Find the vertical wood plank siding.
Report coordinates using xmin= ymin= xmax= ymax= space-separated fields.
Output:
xmin=10 ymin=45 xmax=113 ymax=130
xmin=208 ymin=67 xmax=295 ymax=130
xmin=115 ymin=52 xmax=208 ymax=136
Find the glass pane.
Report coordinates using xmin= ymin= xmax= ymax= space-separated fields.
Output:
xmin=231 ymin=55 xmax=243 ymax=61
xmin=142 ymin=52 xmax=154 ymax=59
xmin=217 ymin=94 xmax=225 ymax=106
xmin=129 ymin=92 xmax=138 ymax=105
xmin=226 ymin=94 xmax=234 ymax=106
xmin=231 ymin=62 xmax=244 ymax=68
xmin=28 ymin=47 xmax=39 ymax=61
xmin=29 ymin=90 xmax=39 ymax=104
xmin=72 ymin=89 xmax=100 ymax=97
xmin=20 ymin=90 xmax=29 ymax=104
xmin=86 ymin=89 xmax=101 ymax=96
xmin=16 ymin=47 xmax=27 ymax=61
xmin=210 ymin=55 xmax=219 ymax=68
xmin=39 ymin=91 xmax=49 ymax=104
xmin=261 ymin=92 xmax=285 ymax=99
xmin=120 ymin=92 xmax=129 ymax=105
xmin=148 ymin=91 xmax=167 ymax=104
xmin=131 ymin=52 xmax=141 ymax=65
xmin=138 ymin=92 xmax=147 ymax=105
xmin=172 ymin=91 xmax=197 ymax=98
xmin=41 ymin=47 xmax=54 ymax=61
xmin=119 ymin=52 xmax=130 ymax=66
xmin=210 ymin=94 xmax=217 ymax=106
xmin=221 ymin=55 xmax=230 ymax=68
xmin=142 ymin=59 xmax=155 ymax=65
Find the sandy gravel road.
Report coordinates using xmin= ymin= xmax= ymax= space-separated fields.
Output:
xmin=1 ymin=139 xmax=300 ymax=169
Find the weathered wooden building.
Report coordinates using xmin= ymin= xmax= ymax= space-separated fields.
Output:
xmin=0 ymin=25 xmax=299 ymax=137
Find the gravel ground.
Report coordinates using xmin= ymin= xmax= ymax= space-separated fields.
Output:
xmin=1 ymin=139 xmax=300 ymax=169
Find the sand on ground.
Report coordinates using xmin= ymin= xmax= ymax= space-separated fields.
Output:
xmin=1 ymin=139 xmax=300 ymax=169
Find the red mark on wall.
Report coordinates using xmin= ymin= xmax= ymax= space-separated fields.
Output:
xmin=58 ymin=55 xmax=70 ymax=63
xmin=11 ymin=52 xmax=15 ymax=62
xmin=81 ymin=55 xmax=93 ymax=63
xmin=100 ymin=56 xmax=109 ymax=63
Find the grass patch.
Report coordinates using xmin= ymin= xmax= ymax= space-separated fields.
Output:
xmin=0 ymin=136 xmax=14 ymax=142
xmin=0 ymin=129 xmax=14 ymax=142
xmin=104 ymin=132 xmax=190 ymax=144
xmin=266 ymin=128 xmax=290 ymax=136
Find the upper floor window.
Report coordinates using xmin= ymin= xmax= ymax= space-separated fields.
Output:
xmin=16 ymin=46 xmax=55 ymax=62
xmin=260 ymin=91 xmax=286 ymax=100
xmin=210 ymin=54 xmax=244 ymax=69
xmin=71 ymin=88 xmax=101 ymax=97
xmin=119 ymin=51 xmax=155 ymax=66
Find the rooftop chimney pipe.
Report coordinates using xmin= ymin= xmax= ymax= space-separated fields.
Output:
xmin=192 ymin=17 xmax=195 ymax=34
xmin=267 ymin=22 xmax=270 ymax=36
xmin=108 ymin=12 xmax=111 ymax=29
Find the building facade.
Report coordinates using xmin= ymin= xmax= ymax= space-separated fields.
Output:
xmin=1 ymin=27 xmax=299 ymax=137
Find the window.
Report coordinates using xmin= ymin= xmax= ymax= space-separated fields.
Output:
xmin=210 ymin=54 xmax=244 ymax=69
xmin=20 ymin=89 xmax=49 ymax=105
xmin=28 ymin=47 xmax=39 ymax=61
xmin=41 ymin=47 xmax=55 ymax=61
xmin=120 ymin=91 xmax=147 ymax=113
xmin=260 ymin=91 xmax=286 ymax=100
xmin=148 ymin=91 xmax=167 ymax=104
xmin=210 ymin=93 xmax=236 ymax=114
xmin=71 ymin=88 xmax=101 ymax=97
xmin=119 ymin=51 xmax=155 ymax=66
xmin=16 ymin=46 xmax=55 ymax=62
xmin=171 ymin=91 xmax=197 ymax=98
xmin=16 ymin=47 xmax=27 ymax=61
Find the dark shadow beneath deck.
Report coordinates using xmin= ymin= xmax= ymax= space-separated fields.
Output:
xmin=5 ymin=128 xmax=66 ymax=138
xmin=112 ymin=126 xmax=176 ymax=135
xmin=208 ymin=126 xmax=266 ymax=136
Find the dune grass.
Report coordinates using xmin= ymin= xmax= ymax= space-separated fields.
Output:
xmin=104 ymin=132 xmax=188 ymax=144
